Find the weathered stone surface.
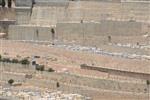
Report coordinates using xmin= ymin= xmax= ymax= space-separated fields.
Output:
xmin=15 ymin=0 xmax=32 ymax=7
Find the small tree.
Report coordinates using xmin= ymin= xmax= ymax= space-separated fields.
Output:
xmin=146 ymin=80 xmax=150 ymax=85
xmin=146 ymin=80 xmax=150 ymax=100
xmin=108 ymin=36 xmax=111 ymax=43
xmin=36 ymin=29 xmax=39 ymax=37
xmin=51 ymin=28 xmax=55 ymax=34
xmin=51 ymin=28 xmax=55 ymax=45
xmin=0 ymin=55 xmax=2 ymax=60
xmin=8 ymin=79 xmax=14 ymax=85
xmin=56 ymin=82 xmax=60 ymax=88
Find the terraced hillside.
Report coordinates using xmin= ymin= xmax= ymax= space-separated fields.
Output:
xmin=30 ymin=1 xmax=150 ymax=26
xmin=0 ymin=56 xmax=149 ymax=100
xmin=0 ymin=0 xmax=150 ymax=100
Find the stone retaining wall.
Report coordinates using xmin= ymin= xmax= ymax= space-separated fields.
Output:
xmin=15 ymin=0 xmax=32 ymax=7
xmin=80 ymin=65 xmax=150 ymax=80
xmin=8 ymin=20 xmax=150 ymax=47
xmin=15 ymin=7 xmax=31 ymax=25
xmin=0 ymin=21 xmax=15 ymax=33
xmin=8 ymin=25 xmax=54 ymax=41
xmin=56 ymin=21 xmax=149 ymax=46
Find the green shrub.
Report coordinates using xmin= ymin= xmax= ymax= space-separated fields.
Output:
xmin=56 ymin=82 xmax=60 ymax=88
xmin=48 ymin=68 xmax=55 ymax=72
xmin=32 ymin=61 xmax=36 ymax=65
xmin=11 ymin=59 xmax=19 ymax=63
xmin=36 ymin=65 xmax=45 ymax=71
xmin=8 ymin=79 xmax=14 ymax=85
xmin=40 ymin=65 xmax=45 ymax=71
xmin=35 ymin=64 xmax=40 ymax=71
xmin=80 ymin=64 xmax=88 ymax=68
xmin=51 ymin=28 xmax=55 ymax=34
xmin=147 ymin=80 xmax=150 ymax=85
xmin=2 ymin=58 xmax=11 ymax=63
xmin=108 ymin=36 xmax=111 ymax=42
xmin=20 ymin=59 xmax=30 ymax=65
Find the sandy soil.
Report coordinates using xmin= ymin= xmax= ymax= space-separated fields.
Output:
xmin=0 ymin=40 xmax=149 ymax=75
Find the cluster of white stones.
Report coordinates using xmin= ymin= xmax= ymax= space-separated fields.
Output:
xmin=0 ymin=88 xmax=89 ymax=100
xmin=49 ymin=43 xmax=150 ymax=60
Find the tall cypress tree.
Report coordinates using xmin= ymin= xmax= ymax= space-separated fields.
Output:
xmin=8 ymin=0 xmax=12 ymax=8
xmin=2 ymin=0 xmax=6 ymax=7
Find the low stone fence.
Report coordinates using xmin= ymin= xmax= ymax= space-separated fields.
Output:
xmin=80 ymin=64 xmax=150 ymax=80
